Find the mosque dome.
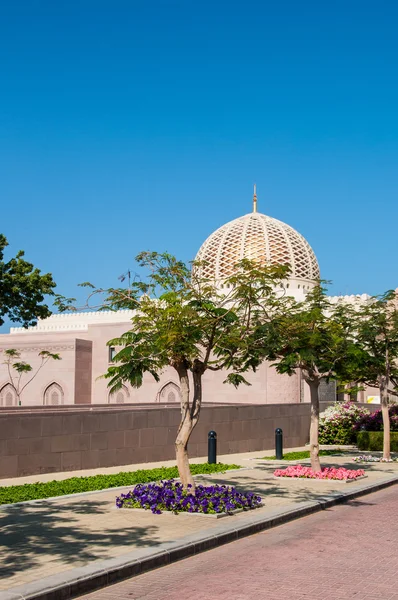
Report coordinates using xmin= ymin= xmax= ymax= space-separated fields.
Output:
xmin=195 ymin=187 xmax=320 ymax=297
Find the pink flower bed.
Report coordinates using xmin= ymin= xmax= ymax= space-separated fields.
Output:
xmin=274 ymin=465 xmax=365 ymax=480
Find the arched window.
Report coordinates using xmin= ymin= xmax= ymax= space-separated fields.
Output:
xmin=0 ymin=383 xmax=17 ymax=407
xmin=108 ymin=384 xmax=130 ymax=404
xmin=44 ymin=382 xmax=64 ymax=406
xmin=157 ymin=381 xmax=181 ymax=403
xmin=116 ymin=391 xmax=124 ymax=404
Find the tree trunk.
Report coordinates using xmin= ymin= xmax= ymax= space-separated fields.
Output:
xmin=309 ymin=380 xmax=321 ymax=472
xmin=175 ymin=418 xmax=195 ymax=489
xmin=174 ymin=363 xmax=196 ymax=490
xmin=379 ymin=375 xmax=391 ymax=461
xmin=174 ymin=361 xmax=205 ymax=491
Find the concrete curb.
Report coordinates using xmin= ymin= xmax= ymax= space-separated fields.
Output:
xmin=2 ymin=473 xmax=398 ymax=600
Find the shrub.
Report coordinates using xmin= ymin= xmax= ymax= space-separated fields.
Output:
xmin=357 ymin=431 xmax=398 ymax=452
xmin=354 ymin=404 xmax=398 ymax=432
xmin=319 ymin=402 xmax=370 ymax=444
xmin=274 ymin=465 xmax=365 ymax=480
xmin=116 ymin=479 xmax=262 ymax=514
xmin=0 ymin=462 xmax=240 ymax=506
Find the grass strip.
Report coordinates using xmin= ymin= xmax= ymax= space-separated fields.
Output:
xmin=0 ymin=462 xmax=240 ymax=506
xmin=263 ymin=449 xmax=345 ymax=461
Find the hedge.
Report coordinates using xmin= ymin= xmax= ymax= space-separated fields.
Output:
xmin=0 ymin=462 xmax=240 ymax=506
xmin=357 ymin=431 xmax=398 ymax=452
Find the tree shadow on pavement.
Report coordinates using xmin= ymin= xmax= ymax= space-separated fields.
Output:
xmin=0 ymin=498 xmax=160 ymax=579
xmin=196 ymin=464 xmax=388 ymax=506
xmin=344 ymin=499 xmax=376 ymax=507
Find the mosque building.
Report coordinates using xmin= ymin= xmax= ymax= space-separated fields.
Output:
xmin=0 ymin=189 xmax=373 ymax=407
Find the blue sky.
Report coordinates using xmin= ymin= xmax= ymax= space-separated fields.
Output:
xmin=1 ymin=0 xmax=397 ymax=328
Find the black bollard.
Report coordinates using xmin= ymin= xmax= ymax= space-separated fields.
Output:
xmin=275 ymin=428 xmax=283 ymax=460
xmin=208 ymin=430 xmax=217 ymax=464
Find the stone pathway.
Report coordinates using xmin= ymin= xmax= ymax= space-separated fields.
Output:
xmin=0 ymin=452 xmax=397 ymax=595
xmin=80 ymin=484 xmax=398 ymax=600
xmin=0 ymin=448 xmax=280 ymax=486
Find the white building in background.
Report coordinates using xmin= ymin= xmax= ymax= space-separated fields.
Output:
xmin=195 ymin=186 xmax=320 ymax=301
xmin=0 ymin=189 xmax=378 ymax=406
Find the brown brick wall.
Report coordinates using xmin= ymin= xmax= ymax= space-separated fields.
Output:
xmin=0 ymin=403 xmax=312 ymax=479
xmin=74 ymin=339 xmax=92 ymax=404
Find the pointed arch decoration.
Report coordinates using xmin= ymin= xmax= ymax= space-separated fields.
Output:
xmin=0 ymin=383 xmax=17 ymax=407
xmin=44 ymin=382 xmax=64 ymax=406
xmin=108 ymin=384 xmax=130 ymax=404
xmin=157 ymin=381 xmax=181 ymax=403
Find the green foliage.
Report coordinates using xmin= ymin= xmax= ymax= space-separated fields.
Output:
xmin=357 ymin=431 xmax=398 ymax=452
xmin=97 ymin=252 xmax=289 ymax=401
xmin=352 ymin=291 xmax=398 ymax=391
xmin=0 ymin=462 xmax=240 ymax=506
xmin=335 ymin=293 xmax=398 ymax=459
xmin=70 ymin=251 xmax=292 ymax=485
xmin=264 ymin=449 xmax=344 ymax=460
xmin=262 ymin=283 xmax=360 ymax=386
xmin=318 ymin=401 xmax=370 ymax=444
xmin=0 ymin=234 xmax=56 ymax=327
xmin=337 ymin=292 xmax=398 ymax=398
xmin=223 ymin=373 xmax=251 ymax=388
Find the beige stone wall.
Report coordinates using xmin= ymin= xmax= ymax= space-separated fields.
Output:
xmin=0 ymin=337 xmax=80 ymax=406
xmin=0 ymin=320 xmax=303 ymax=405
xmin=0 ymin=403 xmax=310 ymax=479
xmin=1 ymin=311 xmax=384 ymax=407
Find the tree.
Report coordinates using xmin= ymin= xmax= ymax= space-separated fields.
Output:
xmin=260 ymin=283 xmax=360 ymax=472
xmin=2 ymin=349 xmax=61 ymax=405
xmin=348 ymin=291 xmax=398 ymax=460
xmin=88 ymin=252 xmax=289 ymax=490
xmin=0 ymin=234 xmax=57 ymax=327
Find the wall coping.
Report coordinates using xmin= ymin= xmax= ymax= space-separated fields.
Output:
xmin=8 ymin=291 xmax=381 ymax=335
xmin=9 ymin=310 xmax=136 ymax=334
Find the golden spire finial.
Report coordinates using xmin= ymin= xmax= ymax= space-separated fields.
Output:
xmin=252 ymin=183 xmax=257 ymax=213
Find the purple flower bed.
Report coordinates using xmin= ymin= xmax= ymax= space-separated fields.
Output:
xmin=115 ymin=479 xmax=262 ymax=514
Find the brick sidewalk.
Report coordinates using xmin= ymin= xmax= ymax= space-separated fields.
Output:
xmin=0 ymin=448 xmax=271 ymax=486
xmin=1 ymin=454 xmax=397 ymax=598
xmin=80 ymin=485 xmax=398 ymax=600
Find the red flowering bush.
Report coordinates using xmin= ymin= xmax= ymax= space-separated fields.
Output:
xmin=274 ymin=465 xmax=365 ymax=480
xmin=354 ymin=404 xmax=398 ymax=432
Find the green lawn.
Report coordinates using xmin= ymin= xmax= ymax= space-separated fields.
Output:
xmin=263 ymin=449 xmax=345 ymax=461
xmin=0 ymin=462 xmax=240 ymax=506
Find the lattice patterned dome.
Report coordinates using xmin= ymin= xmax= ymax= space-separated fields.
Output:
xmin=195 ymin=189 xmax=320 ymax=288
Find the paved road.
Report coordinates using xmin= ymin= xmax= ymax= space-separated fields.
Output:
xmin=80 ymin=486 xmax=398 ymax=600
